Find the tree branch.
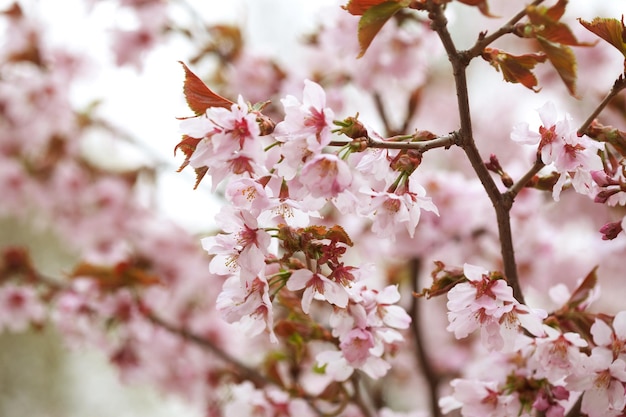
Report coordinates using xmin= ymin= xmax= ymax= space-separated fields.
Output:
xmin=373 ymin=92 xmax=395 ymax=136
xmin=464 ymin=0 xmax=546 ymax=60
xmin=148 ymin=313 xmax=275 ymax=388
xmin=577 ymin=74 xmax=626 ymax=136
xmin=409 ymin=258 xmax=442 ymax=417
xmin=328 ymin=131 xmax=458 ymax=151
xmin=505 ymin=157 xmax=545 ymax=202
xmin=427 ymin=1 xmax=525 ymax=304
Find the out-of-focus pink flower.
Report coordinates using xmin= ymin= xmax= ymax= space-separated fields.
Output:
xmin=439 ymin=378 xmax=521 ymax=417
xmin=0 ymin=284 xmax=45 ymax=332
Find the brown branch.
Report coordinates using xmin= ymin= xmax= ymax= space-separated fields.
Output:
xmin=577 ymin=74 xmax=626 ymax=136
xmin=409 ymin=258 xmax=442 ymax=417
xmin=464 ymin=0 xmax=546 ymax=60
xmin=564 ymin=394 xmax=583 ymax=417
xmin=148 ymin=313 xmax=274 ymax=388
xmin=427 ymin=1 xmax=525 ymax=304
xmin=505 ymin=157 xmax=545 ymax=202
xmin=328 ymin=131 xmax=458 ymax=151
xmin=148 ymin=313 xmax=333 ymax=416
xmin=351 ymin=374 xmax=376 ymax=417
xmin=373 ymin=92 xmax=395 ymax=136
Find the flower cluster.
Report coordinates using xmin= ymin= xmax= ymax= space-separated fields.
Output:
xmin=511 ymin=102 xmax=603 ymax=201
xmin=3 ymin=1 xmax=626 ymax=417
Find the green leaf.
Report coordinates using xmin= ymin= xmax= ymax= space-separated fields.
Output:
xmin=357 ymin=1 xmax=408 ymax=58
xmin=579 ymin=17 xmax=626 ymax=58
xmin=536 ymin=36 xmax=579 ymax=97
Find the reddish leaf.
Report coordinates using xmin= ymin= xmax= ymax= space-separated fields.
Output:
xmin=526 ymin=5 xmax=593 ymax=46
xmin=343 ymin=0 xmax=393 ymax=15
xmin=565 ymin=266 xmax=598 ymax=309
xmin=484 ymin=48 xmax=547 ymax=91
xmin=543 ymin=0 xmax=567 ymax=22
xmin=325 ymin=225 xmax=354 ymax=246
xmin=579 ymin=17 xmax=626 ymax=58
xmin=70 ymin=261 xmax=161 ymax=291
xmin=525 ymin=0 xmax=567 ymax=24
xmin=536 ymin=36 xmax=579 ymax=97
xmin=193 ymin=166 xmax=209 ymax=190
xmin=180 ymin=61 xmax=233 ymax=115
xmin=357 ymin=1 xmax=409 ymax=58
xmin=456 ymin=0 xmax=496 ymax=18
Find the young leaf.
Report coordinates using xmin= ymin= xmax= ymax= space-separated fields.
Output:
xmin=174 ymin=135 xmax=210 ymax=189
xmin=526 ymin=4 xmax=594 ymax=46
xmin=174 ymin=135 xmax=201 ymax=170
xmin=456 ymin=0 xmax=496 ymax=18
xmin=536 ymin=36 xmax=579 ymax=97
xmin=565 ymin=266 xmax=598 ymax=309
xmin=484 ymin=48 xmax=547 ymax=91
xmin=579 ymin=17 xmax=626 ymax=58
xmin=343 ymin=0 xmax=393 ymax=15
xmin=357 ymin=1 xmax=408 ymax=58
xmin=180 ymin=61 xmax=233 ymax=115
xmin=70 ymin=261 xmax=161 ymax=291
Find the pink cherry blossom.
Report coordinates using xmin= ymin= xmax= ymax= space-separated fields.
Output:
xmin=0 ymin=284 xmax=46 ymax=332
xmin=510 ymin=102 xmax=602 ymax=201
xmin=363 ymin=178 xmax=438 ymax=240
xmin=567 ymin=348 xmax=626 ymax=417
xmin=299 ymin=153 xmax=352 ymax=199
xmin=201 ymin=208 xmax=271 ymax=282
xmin=216 ymin=275 xmax=276 ymax=343
xmin=273 ymin=80 xmax=335 ymax=180
xmin=439 ymin=378 xmax=522 ymax=417
xmin=529 ymin=326 xmax=588 ymax=382
xmin=286 ymin=269 xmax=348 ymax=314
xmin=446 ymin=263 xmax=546 ymax=352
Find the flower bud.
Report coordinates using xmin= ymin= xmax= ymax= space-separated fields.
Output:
xmin=599 ymin=221 xmax=623 ymax=240
xmin=333 ymin=115 xmax=368 ymax=139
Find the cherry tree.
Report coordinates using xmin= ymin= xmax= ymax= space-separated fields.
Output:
xmin=2 ymin=1 xmax=626 ymax=417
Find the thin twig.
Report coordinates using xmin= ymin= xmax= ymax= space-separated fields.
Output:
xmin=577 ymin=75 xmax=626 ymax=136
xmin=464 ymin=0 xmax=546 ymax=60
xmin=328 ymin=132 xmax=458 ymax=151
xmin=351 ymin=374 xmax=376 ymax=417
xmin=564 ymin=394 xmax=583 ymax=417
xmin=409 ymin=258 xmax=442 ymax=417
xmin=148 ymin=313 xmax=330 ymax=416
xmin=373 ymin=92 xmax=395 ymax=136
xmin=427 ymin=0 xmax=525 ymax=304
xmin=505 ymin=157 xmax=545 ymax=203
xmin=148 ymin=313 xmax=273 ymax=388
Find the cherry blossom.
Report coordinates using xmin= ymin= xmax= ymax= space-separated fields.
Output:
xmin=216 ymin=275 xmax=276 ymax=343
xmin=273 ymin=80 xmax=335 ymax=180
xmin=299 ymin=153 xmax=352 ymax=199
xmin=286 ymin=269 xmax=348 ymax=314
xmin=201 ymin=207 xmax=271 ymax=282
xmin=511 ymin=102 xmax=602 ymax=201
xmin=439 ymin=378 xmax=522 ymax=417
xmin=446 ymin=263 xmax=546 ymax=352
xmin=0 ymin=284 xmax=46 ymax=332
xmin=363 ymin=177 xmax=438 ymax=240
